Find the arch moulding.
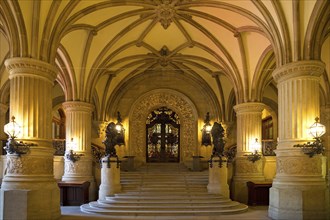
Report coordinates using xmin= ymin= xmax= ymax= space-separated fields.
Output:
xmin=128 ymin=89 xmax=198 ymax=165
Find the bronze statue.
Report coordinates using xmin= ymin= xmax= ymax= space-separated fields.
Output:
xmin=209 ymin=122 xmax=226 ymax=167
xmin=103 ymin=122 xmax=119 ymax=157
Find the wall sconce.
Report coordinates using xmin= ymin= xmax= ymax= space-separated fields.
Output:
xmin=201 ymin=112 xmax=212 ymax=146
xmin=245 ymin=138 xmax=261 ymax=163
xmin=3 ymin=116 xmax=34 ymax=156
xmin=115 ymin=111 xmax=125 ymax=146
xmin=65 ymin=138 xmax=83 ymax=163
xmin=294 ymin=117 xmax=326 ymax=157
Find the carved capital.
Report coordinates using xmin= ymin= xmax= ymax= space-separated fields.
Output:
xmin=272 ymin=60 xmax=325 ymax=84
xmin=233 ymin=102 xmax=266 ymax=115
xmin=5 ymin=58 xmax=58 ymax=84
xmin=64 ymin=159 xmax=92 ymax=175
xmin=62 ymin=101 xmax=95 ymax=113
xmin=234 ymin=157 xmax=263 ymax=174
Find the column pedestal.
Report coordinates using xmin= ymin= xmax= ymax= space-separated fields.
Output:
xmin=207 ymin=159 xmax=229 ymax=197
xmin=98 ymin=157 xmax=121 ymax=200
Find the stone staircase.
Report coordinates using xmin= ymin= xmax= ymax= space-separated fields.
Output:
xmin=81 ymin=163 xmax=248 ymax=216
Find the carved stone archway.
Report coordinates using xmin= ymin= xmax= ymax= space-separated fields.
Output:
xmin=129 ymin=89 xmax=198 ymax=165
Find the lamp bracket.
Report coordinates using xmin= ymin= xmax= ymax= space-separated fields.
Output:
xmin=65 ymin=150 xmax=84 ymax=163
xmin=4 ymin=138 xmax=36 ymax=156
xmin=293 ymin=137 xmax=324 ymax=158
xmin=244 ymin=150 xmax=261 ymax=163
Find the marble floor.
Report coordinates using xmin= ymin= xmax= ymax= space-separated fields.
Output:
xmin=60 ymin=206 xmax=271 ymax=220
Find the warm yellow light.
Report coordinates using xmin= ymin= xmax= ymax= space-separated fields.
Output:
xmin=67 ymin=138 xmax=78 ymax=151
xmin=251 ymin=138 xmax=261 ymax=152
xmin=116 ymin=124 xmax=123 ymax=132
xmin=205 ymin=124 xmax=212 ymax=133
xmin=4 ymin=116 xmax=21 ymax=138
xmin=309 ymin=117 xmax=326 ymax=138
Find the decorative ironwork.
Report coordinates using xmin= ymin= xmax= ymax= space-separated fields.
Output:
xmin=53 ymin=139 xmax=66 ymax=156
xmin=262 ymin=140 xmax=277 ymax=156
xmin=65 ymin=150 xmax=83 ymax=163
xmin=244 ymin=138 xmax=261 ymax=163
xmin=224 ymin=145 xmax=237 ymax=163
xmin=293 ymin=117 xmax=326 ymax=158
xmin=91 ymin=143 xmax=105 ymax=163
xmin=146 ymin=107 xmax=180 ymax=162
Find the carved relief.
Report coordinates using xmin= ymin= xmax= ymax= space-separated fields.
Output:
xmin=130 ymin=91 xmax=196 ymax=162
xmin=277 ymin=157 xmax=322 ymax=175
xmin=64 ymin=160 xmax=92 ymax=175
xmin=235 ymin=158 xmax=262 ymax=173
xmin=6 ymin=156 xmax=53 ymax=175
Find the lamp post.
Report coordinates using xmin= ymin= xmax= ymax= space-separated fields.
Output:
xmin=202 ymin=112 xmax=212 ymax=146
xmin=3 ymin=116 xmax=33 ymax=156
xmin=294 ymin=117 xmax=326 ymax=157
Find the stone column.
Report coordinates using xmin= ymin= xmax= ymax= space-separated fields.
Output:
xmin=269 ymin=61 xmax=328 ymax=220
xmin=321 ymin=105 xmax=330 ymax=183
xmin=62 ymin=101 xmax=96 ymax=201
xmin=232 ymin=102 xmax=265 ymax=203
xmin=0 ymin=103 xmax=8 ymax=182
xmin=1 ymin=58 xmax=60 ymax=220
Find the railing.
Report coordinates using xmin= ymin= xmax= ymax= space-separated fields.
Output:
xmin=53 ymin=139 xmax=66 ymax=156
xmin=91 ymin=143 xmax=105 ymax=163
xmin=262 ymin=139 xmax=277 ymax=156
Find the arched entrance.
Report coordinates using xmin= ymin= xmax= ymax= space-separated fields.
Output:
xmin=129 ymin=89 xmax=198 ymax=166
xmin=146 ymin=107 xmax=180 ymax=162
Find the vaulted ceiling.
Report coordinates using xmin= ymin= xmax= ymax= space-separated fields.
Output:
xmin=0 ymin=0 xmax=329 ymax=121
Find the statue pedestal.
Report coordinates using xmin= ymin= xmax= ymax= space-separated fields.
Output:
xmin=98 ymin=157 xmax=121 ymax=200
xmin=207 ymin=159 xmax=229 ymax=197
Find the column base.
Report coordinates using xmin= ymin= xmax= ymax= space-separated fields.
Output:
xmin=62 ymin=155 xmax=96 ymax=201
xmin=231 ymin=156 xmax=265 ymax=203
xmin=269 ymin=181 xmax=329 ymax=220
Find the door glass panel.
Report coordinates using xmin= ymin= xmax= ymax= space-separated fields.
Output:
xmin=146 ymin=107 xmax=180 ymax=162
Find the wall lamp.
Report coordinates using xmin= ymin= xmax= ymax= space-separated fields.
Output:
xmin=201 ymin=112 xmax=212 ymax=146
xmin=245 ymin=138 xmax=261 ymax=163
xmin=294 ymin=117 xmax=326 ymax=158
xmin=65 ymin=138 xmax=83 ymax=163
xmin=115 ymin=111 xmax=125 ymax=146
xmin=3 ymin=116 xmax=35 ymax=156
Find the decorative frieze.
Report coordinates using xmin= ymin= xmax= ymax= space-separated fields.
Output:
xmin=272 ymin=60 xmax=325 ymax=83
xmin=5 ymin=57 xmax=58 ymax=84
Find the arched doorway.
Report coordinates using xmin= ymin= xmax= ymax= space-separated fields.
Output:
xmin=146 ymin=107 xmax=180 ymax=162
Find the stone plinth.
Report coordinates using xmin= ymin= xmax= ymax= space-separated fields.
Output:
xmin=207 ymin=159 xmax=229 ymax=197
xmin=98 ymin=157 xmax=121 ymax=200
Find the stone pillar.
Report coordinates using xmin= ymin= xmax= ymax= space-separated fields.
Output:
xmin=232 ymin=102 xmax=265 ymax=203
xmin=321 ymin=105 xmax=330 ymax=183
xmin=98 ymin=157 xmax=121 ymax=200
xmin=61 ymin=101 xmax=96 ymax=201
xmin=207 ymin=159 xmax=229 ymax=197
xmin=1 ymin=58 xmax=60 ymax=220
xmin=269 ymin=61 xmax=329 ymax=220
xmin=0 ymin=104 xmax=8 ymax=182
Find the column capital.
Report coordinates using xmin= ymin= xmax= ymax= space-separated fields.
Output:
xmin=4 ymin=57 xmax=58 ymax=84
xmin=62 ymin=101 xmax=95 ymax=113
xmin=272 ymin=60 xmax=325 ymax=83
xmin=233 ymin=102 xmax=266 ymax=115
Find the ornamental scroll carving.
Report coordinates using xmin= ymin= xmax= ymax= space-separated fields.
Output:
xmin=235 ymin=158 xmax=262 ymax=173
xmin=64 ymin=160 xmax=92 ymax=175
xmin=277 ymin=157 xmax=322 ymax=175
xmin=6 ymin=156 xmax=53 ymax=175
xmin=130 ymin=91 xmax=197 ymax=162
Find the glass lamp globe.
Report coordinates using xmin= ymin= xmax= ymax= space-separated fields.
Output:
xmin=251 ymin=138 xmax=261 ymax=152
xmin=309 ymin=117 xmax=326 ymax=138
xmin=205 ymin=124 xmax=212 ymax=134
xmin=4 ymin=116 xmax=22 ymax=138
